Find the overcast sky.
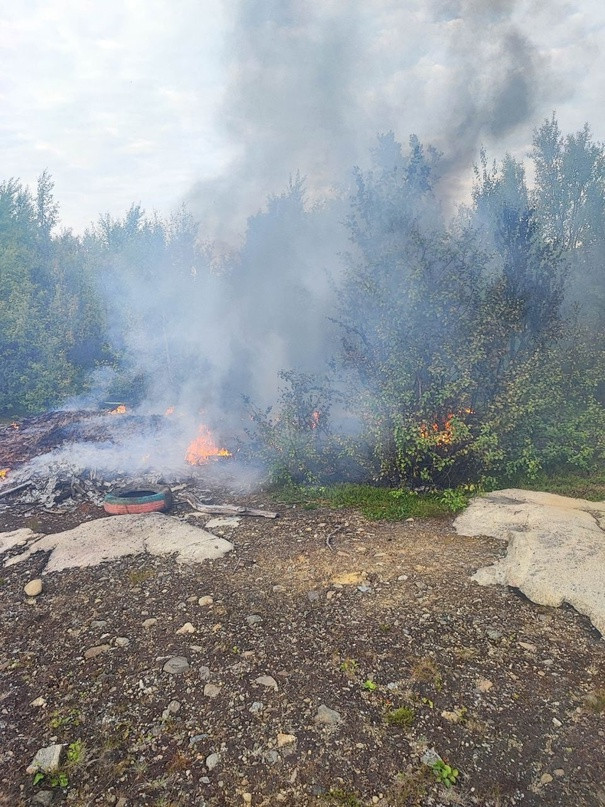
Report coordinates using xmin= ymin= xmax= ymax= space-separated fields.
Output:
xmin=1 ymin=0 xmax=604 ymax=234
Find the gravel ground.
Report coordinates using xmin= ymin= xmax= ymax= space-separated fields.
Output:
xmin=1 ymin=495 xmax=604 ymax=807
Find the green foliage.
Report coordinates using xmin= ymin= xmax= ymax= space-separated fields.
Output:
xmin=439 ymin=488 xmax=470 ymax=513
xmin=243 ymin=371 xmax=352 ymax=484
xmin=272 ymin=483 xmax=453 ymax=520
xmin=362 ymin=678 xmax=377 ymax=692
xmin=325 ymin=789 xmax=363 ymax=806
xmin=32 ymin=770 xmax=69 ymax=788
xmin=431 ymin=759 xmax=459 ymax=788
xmin=66 ymin=740 xmax=84 ymax=765
xmin=385 ymin=706 xmax=415 ymax=727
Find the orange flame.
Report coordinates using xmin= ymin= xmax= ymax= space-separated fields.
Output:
xmin=0 ymin=468 xmax=9 ymax=479
xmin=110 ymin=405 xmax=127 ymax=414
xmin=186 ymin=425 xmax=231 ymax=465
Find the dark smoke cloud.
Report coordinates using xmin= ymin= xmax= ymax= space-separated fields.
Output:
xmin=189 ymin=0 xmax=565 ymax=244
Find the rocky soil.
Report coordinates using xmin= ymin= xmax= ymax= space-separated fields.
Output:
xmin=1 ymin=494 xmax=604 ymax=807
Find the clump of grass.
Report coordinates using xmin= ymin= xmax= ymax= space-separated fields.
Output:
xmin=127 ymin=568 xmax=156 ymax=586
xmin=325 ymin=789 xmax=363 ymax=806
xmin=272 ymin=483 xmax=454 ymax=521
xmin=585 ymin=689 xmax=605 ymax=713
xmin=518 ymin=471 xmax=605 ymax=502
xmin=411 ymin=657 xmax=443 ymax=691
xmin=386 ymin=706 xmax=415 ymax=727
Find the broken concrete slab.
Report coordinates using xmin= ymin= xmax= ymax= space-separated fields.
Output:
xmin=454 ymin=489 xmax=605 ymax=636
xmin=2 ymin=513 xmax=233 ymax=574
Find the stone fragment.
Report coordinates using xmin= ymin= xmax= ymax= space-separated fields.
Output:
xmin=255 ymin=675 xmax=278 ymax=691
xmin=32 ymin=791 xmax=54 ymax=807
xmin=205 ymin=752 xmax=221 ymax=771
xmin=163 ymin=656 xmax=189 ymax=674
xmin=198 ymin=595 xmax=214 ymax=606
xmin=476 ymin=678 xmax=493 ymax=693
xmin=26 ymin=744 xmax=64 ymax=774
xmin=518 ymin=641 xmax=537 ymax=652
xmin=314 ymin=704 xmax=342 ymax=726
xmin=142 ymin=618 xmax=157 ymax=627
xmin=30 ymin=697 xmax=47 ymax=707
xmin=114 ymin=637 xmax=130 ymax=647
xmin=24 ymin=578 xmax=43 ymax=597
xmin=176 ymin=622 xmax=195 ymax=634
xmin=421 ymin=748 xmax=442 ymax=767
xmin=307 ymin=590 xmax=320 ymax=602
xmin=84 ymin=644 xmax=111 ymax=659
xmin=199 ymin=665 xmax=211 ymax=680
xmin=206 ymin=517 xmax=241 ymax=529
xmin=486 ymin=629 xmax=503 ymax=641
xmin=249 ymin=701 xmax=264 ymax=713
xmin=242 ymin=794 xmax=252 ymax=804
xmin=272 ymin=584 xmax=287 ymax=593
xmin=277 ymin=733 xmax=297 ymax=747
xmin=204 ymin=683 xmax=221 ymax=698
xmin=540 ymin=773 xmax=553 ymax=785
xmin=246 ymin=614 xmax=262 ymax=625
xmin=552 ymin=717 xmax=562 ymax=728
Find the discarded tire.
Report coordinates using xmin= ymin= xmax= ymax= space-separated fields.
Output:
xmin=103 ymin=486 xmax=172 ymax=515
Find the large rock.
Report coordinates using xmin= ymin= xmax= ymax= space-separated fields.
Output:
xmin=454 ymin=489 xmax=605 ymax=636
xmin=3 ymin=513 xmax=233 ymax=573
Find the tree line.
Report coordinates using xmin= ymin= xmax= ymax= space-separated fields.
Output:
xmin=1 ymin=115 xmax=603 ymax=488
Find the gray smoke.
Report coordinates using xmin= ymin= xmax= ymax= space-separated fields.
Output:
xmin=44 ymin=0 xmax=583 ymax=483
xmin=189 ymin=0 xmax=565 ymax=241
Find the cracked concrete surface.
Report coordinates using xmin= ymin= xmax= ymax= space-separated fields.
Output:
xmin=455 ymin=489 xmax=605 ymax=636
xmin=2 ymin=513 xmax=233 ymax=573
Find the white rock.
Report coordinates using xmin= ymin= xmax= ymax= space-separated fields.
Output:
xmin=455 ymin=489 xmax=605 ymax=636
xmin=277 ymin=732 xmax=297 ymax=747
xmin=5 ymin=513 xmax=234 ymax=574
xmin=30 ymin=697 xmax=47 ymax=707
xmin=142 ymin=618 xmax=157 ymax=628
xmin=198 ymin=596 xmax=214 ymax=606
xmin=205 ymin=752 xmax=221 ymax=771
xmin=205 ymin=517 xmax=241 ymax=529
xmin=204 ymin=683 xmax=221 ymax=698
xmin=24 ymin=579 xmax=43 ymax=597
xmin=26 ymin=744 xmax=64 ymax=774
xmin=255 ymin=675 xmax=278 ymax=691
xmin=176 ymin=622 xmax=196 ymax=634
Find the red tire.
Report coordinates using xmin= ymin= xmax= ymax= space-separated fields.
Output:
xmin=103 ymin=486 xmax=172 ymax=515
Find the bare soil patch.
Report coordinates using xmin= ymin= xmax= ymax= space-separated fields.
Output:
xmin=1 ymin=491 xmax=604 ymax=807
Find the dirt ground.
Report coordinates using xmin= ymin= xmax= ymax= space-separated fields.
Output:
xmin=1 ymin=488 xmax=604 ymax=807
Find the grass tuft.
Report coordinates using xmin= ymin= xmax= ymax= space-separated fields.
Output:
xmin=272 ymin=483 xmax=454 ymax=520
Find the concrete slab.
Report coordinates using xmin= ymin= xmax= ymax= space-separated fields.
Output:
xmin=3 ymin=513 xmax=233 ymax=573
xmin=454 ymin=489 xmax=605 ymax=636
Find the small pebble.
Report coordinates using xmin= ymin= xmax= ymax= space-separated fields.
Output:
xmin=176 ymin=622 xmax=195 ymax=635
xmin=199 ymin=596 xmax=214 ymax=606
xmin=206 ymin=752 xmax=221 ymax=771
xmin=24 ymin=579 xmax=43 ymax=597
